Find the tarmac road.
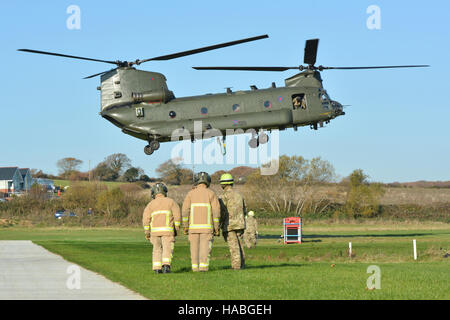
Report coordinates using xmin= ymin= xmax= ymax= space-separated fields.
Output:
xmin=0 ymin=240 xmax=146 ymax=300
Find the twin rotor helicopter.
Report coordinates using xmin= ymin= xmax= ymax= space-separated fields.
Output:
xmin=19 ymin=35 xmax=428 ymax=155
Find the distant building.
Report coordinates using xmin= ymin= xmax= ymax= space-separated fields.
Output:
xmin=19 ymin=168 xmax=33 ymax=191
xmin=33 ymin=178 xmax=55 ymax=191
xmin=0 ymin=167 xmax=24 ymax=196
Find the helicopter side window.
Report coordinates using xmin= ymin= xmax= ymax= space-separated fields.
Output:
xmin=292 ymin=94 xmax=306 ymax=110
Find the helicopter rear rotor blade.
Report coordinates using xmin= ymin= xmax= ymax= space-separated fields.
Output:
xmin=17 ymin=49 xmax=118 ymax=65
xmin=136 ymin=34 xmax=269 ymax=64
xmin=83 ymin=69 xmax=115 ymax=79
xmin=319 ymin=65 xmax=430 ymax=70
xmin=193 ymin=66 xmax=298 ymax=71
xmin=304 ymin=39 xmax=319 ymax=66
xmin=194 ymin=64 xmax=430 ymax=72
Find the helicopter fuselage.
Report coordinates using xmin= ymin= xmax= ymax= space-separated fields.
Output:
xmin=99 ymin=68 xmax=345 ymax=145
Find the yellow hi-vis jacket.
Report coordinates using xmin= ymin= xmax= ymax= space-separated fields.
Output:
xmin=182 ymin=184 xmax=220 ymax=234
xmin=143 ymin=194 xmax=181 ymax=236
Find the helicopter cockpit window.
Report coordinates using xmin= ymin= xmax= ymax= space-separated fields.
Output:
xmin=319 ymin=91 xmax=330 ymax=110
xmin=292 ymin=94 xmax=307 ymax=110
xmin=319 ymin=92 xmax=329 ymax=102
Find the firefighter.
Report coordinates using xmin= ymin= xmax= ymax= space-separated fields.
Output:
xmin=219 ymin=173 xmax=246 ymax=270
xmin=244 ymin=210 xmax=258 ymax=249
xmin=182 ymin=172 xmax=220 ymax=272
xmin=142 ymin=183 xmax=181 ymax=274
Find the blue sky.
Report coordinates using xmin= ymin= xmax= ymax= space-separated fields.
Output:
xmin=0 ymin=0 xmax=449 ymax=182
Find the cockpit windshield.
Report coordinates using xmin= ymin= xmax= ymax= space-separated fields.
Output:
xmin=319 ymin=90 xmax=330 ymax=102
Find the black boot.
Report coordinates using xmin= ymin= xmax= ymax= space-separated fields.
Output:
xmin=162 ymin=265 xmax=171 ymax=273
xmin=155 ymin=269 xmax=162 ymax=274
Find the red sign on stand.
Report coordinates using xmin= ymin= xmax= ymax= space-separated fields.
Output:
xmin=283 ymin=217 xmax=302 ymax=244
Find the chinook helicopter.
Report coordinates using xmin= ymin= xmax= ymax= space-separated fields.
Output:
xmin=19 ymin=35 xmax=428 ymax=155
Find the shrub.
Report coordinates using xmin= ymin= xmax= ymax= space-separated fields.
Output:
xmin=96 ymin=188 xmax=128 ymax=218
xmin=344 ymin=169 xmax=385 ymax=218
xmin=62 ymin=182 xmax=106 ymax=211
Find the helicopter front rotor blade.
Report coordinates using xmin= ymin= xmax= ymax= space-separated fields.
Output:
xmin=193 ymin=66 xmax=298 ymax=71
xmin=136 ymin=35 xmax=269 ymax=64
xmin=17 ymin=49 xmax=118 ymax=65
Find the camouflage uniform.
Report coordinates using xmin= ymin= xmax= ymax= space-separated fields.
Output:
xmin=244 ymin=214 xmax=258 ymax=249
xmin=220 ymin=187 xmax=246 ymax=269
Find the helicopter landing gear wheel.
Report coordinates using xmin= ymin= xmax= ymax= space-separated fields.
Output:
xmin=144 ymin=145 xmax=154 ymax=155
xmin=258 ymin=132 xmax=269 ymax=144
xmin=149 ymin=140 xmax=160 ymax=151
xmin=248 ymin=138 xmax=259 ymax=149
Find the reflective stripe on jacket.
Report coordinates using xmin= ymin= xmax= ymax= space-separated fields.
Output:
xmin=143 ymin=195 xmax=181 ymax=236
xmin=182 ymin=184 xmax=220 ymax=234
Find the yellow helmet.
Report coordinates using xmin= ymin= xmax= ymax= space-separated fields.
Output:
xmin=219 ymin=173 xmax=234 ymax=185
xmin=248 ymin=210 xmax=255 ymax=217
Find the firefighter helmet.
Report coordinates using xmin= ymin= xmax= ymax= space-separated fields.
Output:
xmin=151 ymin=182 xmax=168 ymax=198
xmin=194 ymin=172 xmax=211 ymax=187
xmin=219 ymin=173 xmax=234 ymax=185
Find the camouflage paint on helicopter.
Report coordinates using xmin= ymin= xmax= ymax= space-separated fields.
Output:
xmin=18 ymin=36 xmax=428 ymax=155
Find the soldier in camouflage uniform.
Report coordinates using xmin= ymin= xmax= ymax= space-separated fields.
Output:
xmin=219 ymin=173 xmax=246 ymax=270
xmin=244 ymin=211 xmax=258 ymax=249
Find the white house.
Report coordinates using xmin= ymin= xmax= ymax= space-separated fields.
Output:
xmin=0 ymin=167 xmax=24 ymax=196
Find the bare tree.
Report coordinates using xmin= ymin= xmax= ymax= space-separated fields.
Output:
xmin=56 ymin=157 xmax=83 ymax=178
xmin=104 ymin=153 xmax=131 ymax=177
xmin=156 ymin=158 xmax=192 ymax=185
xmin=244 ymin=155 xmax=336 ymax=216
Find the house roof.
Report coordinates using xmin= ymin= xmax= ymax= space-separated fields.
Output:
xmin=19 ymin=168 xmax=30 ymax=178
xmin=0 ymin=167 xmax=19 ymax=180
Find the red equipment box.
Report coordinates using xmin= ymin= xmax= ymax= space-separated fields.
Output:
xmin=283 ymin=217 xmax=302 ymax=244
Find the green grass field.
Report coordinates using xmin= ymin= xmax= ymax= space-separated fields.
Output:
xmin=1 ymin=223 xmax=449 ymax=299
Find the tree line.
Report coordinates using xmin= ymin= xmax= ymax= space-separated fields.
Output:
xmin=33 ymin=153 xmax=152 ymax=183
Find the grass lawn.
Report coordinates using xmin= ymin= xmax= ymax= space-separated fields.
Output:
xmin=1 ymin=223 xmax=449 ymax=299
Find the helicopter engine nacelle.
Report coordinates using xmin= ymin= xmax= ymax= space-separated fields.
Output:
xmin=131 ymin=90 xmax=174 ymax=104
xmin=100 ymin=68 xmax=174 ymax=111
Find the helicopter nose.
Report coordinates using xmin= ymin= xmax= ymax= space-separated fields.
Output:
xmin=331 ymin=100 xmax=345 ymax=116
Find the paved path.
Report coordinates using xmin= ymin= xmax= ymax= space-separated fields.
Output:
xmin=0 ymin=241 xmax=146 ymax=300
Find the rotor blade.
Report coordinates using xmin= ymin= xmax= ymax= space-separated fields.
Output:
xmin=304 ymin=39 xmax=319 ymax=65
xmin=83 ymin=69 xmax=115 ymax=79
xmin=137 ymin=35 xmax=269 ymax=64
xmin=18 ymin=49 xmax=118 ymax=65
xmin=321 ymin=65 xmax=430 ymax=70
xmin=193 ymin=66 xmax=298 ymax=71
